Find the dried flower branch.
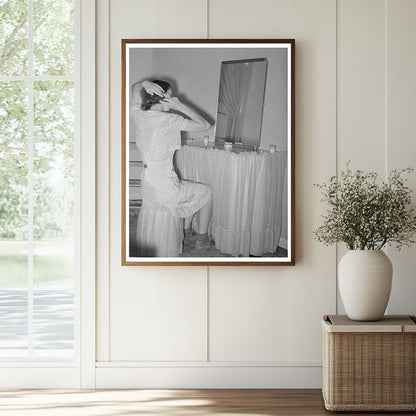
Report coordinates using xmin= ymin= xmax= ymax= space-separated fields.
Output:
xmin=314 ymin=164 xmax=416 ymax=250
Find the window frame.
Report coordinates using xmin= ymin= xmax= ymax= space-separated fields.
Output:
xmin=0 ymin=0 xmax=96 ymax=388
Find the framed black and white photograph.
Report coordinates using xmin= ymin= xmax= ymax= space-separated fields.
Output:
xmin=121 ymin=39 xmax=295 ymax=265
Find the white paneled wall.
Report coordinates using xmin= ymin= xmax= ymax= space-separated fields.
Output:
xmin=96 ymin=0 xmax=416 ymax=388
xmin=337 ymin=0 xmax=387 ymax=172
xmin=386 ymin=0 xmax=416 ymax=314
xmin=208 ymin=268 xmax=290 ymax=362
xmin=110 ymin=267 xmax=207 ymax=361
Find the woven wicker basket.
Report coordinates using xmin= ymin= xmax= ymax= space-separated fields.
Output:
xmin=322 ymin=315 xmax=416 ymax=411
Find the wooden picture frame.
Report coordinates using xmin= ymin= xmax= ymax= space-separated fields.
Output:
xmin=122 ymin=39 xmax=295 ymax=265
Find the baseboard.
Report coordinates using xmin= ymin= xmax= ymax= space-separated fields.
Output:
xmin=95 ymin=365 xmax=322 ymax=389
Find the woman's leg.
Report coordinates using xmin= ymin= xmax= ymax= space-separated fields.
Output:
xmin=195 ymin=192 xmax=212 ymax=234
xmin=184 ymin=216 xmax=193 ymax=230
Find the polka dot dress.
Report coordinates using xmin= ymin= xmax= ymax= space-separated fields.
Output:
xmin=132 ymin=102 xmax=211 ymax=218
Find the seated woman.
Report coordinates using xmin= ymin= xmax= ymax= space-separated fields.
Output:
xmin=131 ymin=79 xmax=213 ymax=256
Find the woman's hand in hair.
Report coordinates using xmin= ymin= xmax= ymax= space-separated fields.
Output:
xmin=161 ymin=97 xmax=184 ymax=111
xmin=142 ymin=80 xmax=165 ymax=97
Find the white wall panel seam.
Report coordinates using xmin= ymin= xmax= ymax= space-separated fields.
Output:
xmin=385 ymin=0 xmax=389 ymax=181
xmin=385 ymin=0 xmax=390 ymax=265
xmin=106 ymin=0 xmax=111 ymax=362
xmin=207 ymin=0 xmax=210 ymax=38
xmin=206 ymin=266 xmax=210 ymax=361
xmin=335 ymin=0 xmax=339 ymax=314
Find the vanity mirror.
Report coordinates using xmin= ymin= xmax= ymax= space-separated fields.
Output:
xmin=215 ymin=58 xmax=267 ymax=148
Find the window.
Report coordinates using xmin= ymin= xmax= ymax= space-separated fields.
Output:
xmin=0 ymin=0 xmax=77 ymax=361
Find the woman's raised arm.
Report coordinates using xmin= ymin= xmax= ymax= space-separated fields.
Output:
xmin=162 ymin=97 xmax=211 ymax=131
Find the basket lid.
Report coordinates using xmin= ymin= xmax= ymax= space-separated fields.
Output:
xmin=322 ymin=315 xmax=416 ymax=333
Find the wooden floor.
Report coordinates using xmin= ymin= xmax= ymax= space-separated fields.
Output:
xmin=0 ymin=389 xmax=413 ymax=415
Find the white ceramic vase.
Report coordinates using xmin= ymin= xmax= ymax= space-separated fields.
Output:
xmin=338 ymin=250 xmax=393 ymax=321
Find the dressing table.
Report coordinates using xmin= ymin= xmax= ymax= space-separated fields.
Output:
xmin=174 ymin=142 xmax=287 ymax=256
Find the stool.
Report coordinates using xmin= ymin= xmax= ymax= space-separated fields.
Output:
xmin=136 ymin=183 xmax=183 ymax=257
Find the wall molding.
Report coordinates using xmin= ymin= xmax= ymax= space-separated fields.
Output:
xmin=96 ymin=366 xmax=322 ymax=389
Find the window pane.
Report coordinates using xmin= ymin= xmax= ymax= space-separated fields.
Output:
xmin=33 ymin=0 xmax=74 ymax=76
xmin=0 ymin=81 xmax=28 ymax=359
xmin=33 ymin=82 xmax=74 ymax=255
xmin=0 ymin=0 xmax=28 ymax=75
xmin=0 ymin=81 xmax=28 ymax=247
xmin=0 ymin=289 xmax=28 ymax=359
xmin=33 ymin=80 xmax=74 ymax=359
xmin=33 ymin=288 xmax=74 ymax=360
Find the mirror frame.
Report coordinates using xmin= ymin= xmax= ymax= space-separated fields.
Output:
xmin=121 ymin=39 xmax=295 ymax=266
